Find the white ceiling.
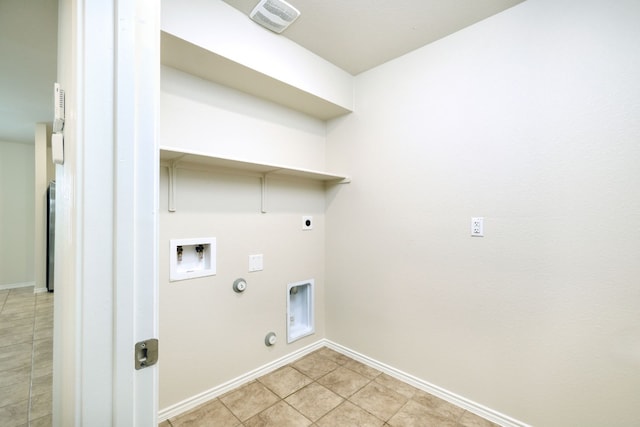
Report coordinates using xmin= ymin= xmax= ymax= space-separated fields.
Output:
xmin=222 ymin=0 xmax=526 ymax=75
xmin=0 ymin=0 xmax=526 ymax=143
xmin=0 ymin=0 xmax=58 ymax=144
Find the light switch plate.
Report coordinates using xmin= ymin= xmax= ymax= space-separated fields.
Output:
xmin=249 ymin=254 xmax=264 ymax=272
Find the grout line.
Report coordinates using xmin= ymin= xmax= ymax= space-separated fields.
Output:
xmin=28 ymin=287 xmax=37 ymax=424
xmin=0 ymin=290 xmax=8 ymax=312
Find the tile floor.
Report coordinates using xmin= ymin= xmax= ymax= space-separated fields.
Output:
xmin=161 ymin=347 xmax=498 ymax=427
xmin=0 ymin=288 xmax=498 ymax=427
xmin=0 ymin=286 xmax=53 ymax=427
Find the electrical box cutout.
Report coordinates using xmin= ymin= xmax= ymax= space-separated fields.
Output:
xmin=287 ymin=279 xmax=314 ymax=343
xmin=170 ymin=237 xmax=216 ymax=281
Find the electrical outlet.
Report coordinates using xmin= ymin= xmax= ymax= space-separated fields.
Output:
xmin=471 ymin=217 xmax=484 ymax=237
xmin=302 ymin=216 xmax=313 ymax=230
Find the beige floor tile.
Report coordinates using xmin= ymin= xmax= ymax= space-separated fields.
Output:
xmin=0 ymin=343 xmax=32 ymax=371
xmin=315 ymin=347 xmax=352 ymax=365
xmin=153 ymin=352 xmax=484 ymax=427
xmin=29 ymin=392 xmax=52 ymax=421
xmin=32 ymin=358 xmax=53 ymax=379
xmin=36 ymin=293 xmax=53 ymax=304
xmin=244 ymin=401 xmax=311 ymax=427
xmin=317 ymin=366 xmax=370 ymax=398
xmin=30 ymin=413 xmax=52 ymax=427
xmin=0 ymin=399 xmax=29 ymax=427
xmin=0 ymin=365 xmax=30 ymax=388
xmin=457 ymin=411 xmax=500 ymax=427
xmin=2 ymin=292 xmax=32 ymax=300
xmin=33 ymin=327 xmax=53 ymax=341
xmin=170 ymin=398 xmax=241 ymax=427
xmin=5 ymin=289 xmax=34 ymax=296
xmin=350 ymin=381 xmax=407 ymax=422
xmin=0 ymin=317 xmax=33 ymax=332
xmin=33 ymin=338 xmax=53 ymax=364
xmin=2 ymin=300 xmax=34 ymax=310
xmin=291 ymin=353 xmax=338 ymax=379
xmin=316 ymin=401 xmax=384 ymax=427
xmin=411 ymin=390 xmax=465 ymax=420
xmin=342 ymin=358 xmax=382 ymax=380
xmin=0 ymin=381 xmax=30 ymax=407
xmin=374 ymin=373 xmax=419 ymax=399
xmin=388 ymin=399 xmax=458 ymax=427
xmin=0 ymin=332 xmax=34 ymax=348
xmin=0 ymin=311 xmax=35 ymax=322
xmin=34 ymin=314 xmax=53 ymax=331
xmin=5 ymin=294 xmax=34 ymax=303
xmin=158 ymin=421 xmax=171 ymax=427
xmin=219 ymin=381 xmax=280 ymax=421
xmin=33 ymin=306 xmax=53 ymax=318
xmin=285 ymin=382 xmax=343 ymax=421
xmin=258 ymin=366 xmax=313 ymax=398
xmin=31 ymin=373 xmax=53 ymax=397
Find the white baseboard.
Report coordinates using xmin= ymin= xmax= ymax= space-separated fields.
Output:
xmin=324 ymin=340 xmax=530 ymax=427
xmin=34 ymin=286 xmax=49 ymax=294
xmin=157 ymin=340 xmax=326 ymax=422
xmin=0 ymin=281 xmax=35 ymax=291
xmin=158 ymin=338 xmax=529 ymax=427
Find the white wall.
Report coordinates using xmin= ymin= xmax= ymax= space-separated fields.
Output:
xmin=161 ymin=0 xmax=353 ymax=111
xmin=0 ymin=140 xmax=35 ymax=286
xmin=161 ymin=66 xmax=327 ymax=170
xmin=159 ymin=68 xmax=328 ymax=410
xmin=325 ymin=0 xmax=640 ymax=426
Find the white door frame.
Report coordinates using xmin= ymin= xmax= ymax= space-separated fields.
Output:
xmin=53 ymin=0 xmax=159 ymax=425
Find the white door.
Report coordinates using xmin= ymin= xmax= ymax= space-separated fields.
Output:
xmin=53 ymin=0 xmax=159 ymax=425
xmin=114 ymin=0 xmax=160 ymax=424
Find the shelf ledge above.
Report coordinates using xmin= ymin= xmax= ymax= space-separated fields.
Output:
xmin=159 ymin=148 xmax=351 ymax=184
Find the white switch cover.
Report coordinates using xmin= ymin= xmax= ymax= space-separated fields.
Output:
xmin=471 ymin=217 xmax=484 ymax=237
xmin=249 ymin=254 xmax=264 ymax=272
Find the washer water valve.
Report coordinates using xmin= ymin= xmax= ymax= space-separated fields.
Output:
xmin=195 ymin=244 xmax=205 ymax=260
xmin=233 ymin=278 xmax=247 ymax=293
xmin=264 ymin=332 xmax=277 ymax=346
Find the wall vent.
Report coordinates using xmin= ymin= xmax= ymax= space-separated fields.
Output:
xmin=249 ymin=0 xmax=300 ymax=34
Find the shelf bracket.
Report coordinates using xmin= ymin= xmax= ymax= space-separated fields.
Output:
xmin=168 ymin=161 xmax=177 ymax=212
xmin=260 ymin=174 xmax=267 ymax=213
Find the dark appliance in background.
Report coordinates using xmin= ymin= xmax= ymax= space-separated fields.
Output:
xmin=46 ymin=180 xmax=55 ymax=292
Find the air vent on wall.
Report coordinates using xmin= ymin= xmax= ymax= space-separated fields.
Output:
xmin=249 ymin=0 xmax=300 ymax=34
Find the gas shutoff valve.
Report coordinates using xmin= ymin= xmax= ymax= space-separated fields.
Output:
xmin=265 ymin=332 xmax=277 ymax=346
xmin=233 ymin=278 xmax=247 ymax=293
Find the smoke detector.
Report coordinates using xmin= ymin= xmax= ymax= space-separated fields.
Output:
xmin=250 ymin=0 xmax=300 ymax=34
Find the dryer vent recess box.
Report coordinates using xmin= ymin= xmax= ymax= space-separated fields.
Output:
xmin=287 ymin=279 xmax=314 ymax=343
xmin=170 ymin=237 xmax=216 ymax=281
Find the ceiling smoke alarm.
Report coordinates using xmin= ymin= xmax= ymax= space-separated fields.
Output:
xmin=250 ymin=0 xmax=300 ymax=34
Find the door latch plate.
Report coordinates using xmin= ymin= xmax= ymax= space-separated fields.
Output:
xmin=135 ymin=338 xmax=159 ymax=370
